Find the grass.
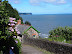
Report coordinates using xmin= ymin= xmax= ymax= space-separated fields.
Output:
xmin=37 ymin=47 xmax=54 ymax=54
xmin=46 ymin=37 xmax=72 ymax=44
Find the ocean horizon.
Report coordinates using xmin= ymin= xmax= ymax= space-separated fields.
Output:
xmin=20 ymin=13 xmax=72 ymax=15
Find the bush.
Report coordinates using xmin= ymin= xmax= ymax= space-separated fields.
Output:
xmin=49 ymin=26 xmax=72 ymax=41
xmin=25 ymin=21 xmax=31 ymax=25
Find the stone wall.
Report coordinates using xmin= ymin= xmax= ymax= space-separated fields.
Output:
xmin=22 ymin=34 xmax=72 ymax=54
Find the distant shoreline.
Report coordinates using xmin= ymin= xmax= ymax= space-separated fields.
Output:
xmin=19 ymin=13 xmax=32 ymax=15
xmin=19 ymin=14 xmax=72 ymax=15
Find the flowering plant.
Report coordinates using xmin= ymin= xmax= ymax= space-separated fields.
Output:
xmin=8 ymin=17 xmax=21 ymax=54
xmin=0 ymin=1 xmax=21 ymax=54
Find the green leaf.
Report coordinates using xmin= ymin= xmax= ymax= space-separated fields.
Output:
xmin=0 ymin=31 xmax=2 ymax=35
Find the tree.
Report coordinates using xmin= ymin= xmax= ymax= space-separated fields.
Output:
xmin=2 ymin=0 xmax=24 ymax=24
xmin=25 ymin=21 xmax=31 ymax=25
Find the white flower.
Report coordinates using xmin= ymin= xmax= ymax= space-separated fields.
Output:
xmin=15 ymin=28 xmax=18 ymax=32
xmin=11 ymin=29 xmax=14 ymax=32
xmin=8 ymin=23 xmax=10 ymax=25
xmin=17 ymin=31 xmax=20 ymax=34
xmin=15 ymin=40 xmax=18 ymax=43
xmin=10 ymin=24 xmax=15 ymax=26
xmin=15 ymin=22 xmax=17 ymax=24
xmin=13 ymin=36 xmax=16 ymax=38
xmin=11 ymin=47 xmax=14 ymax=49
xmin=9 ymin=27 xmax=12 ymax=30
xmin=9 ymin=17 xmax=16 ymax=20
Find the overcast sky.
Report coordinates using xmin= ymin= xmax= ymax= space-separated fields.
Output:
xmin=7 ymin=0 xmax=72 ymax=14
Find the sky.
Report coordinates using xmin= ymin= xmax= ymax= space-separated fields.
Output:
xmin=7 ymin=0 xmax=72 ymax=14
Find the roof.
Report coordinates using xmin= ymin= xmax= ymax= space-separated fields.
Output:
xmin=16 ymin=25 xmax=40 ymax=34
xmin=16 ymin=25 xmax=30 ymax=34
xmin=24 ymin=26 xmax=40 ymax=33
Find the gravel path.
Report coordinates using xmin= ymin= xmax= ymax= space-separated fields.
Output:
xmin=21 ymin=44 xmax=44 ymax=54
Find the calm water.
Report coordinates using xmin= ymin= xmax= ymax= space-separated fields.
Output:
xmin=20 ymin=14 xmax=72 ymax=38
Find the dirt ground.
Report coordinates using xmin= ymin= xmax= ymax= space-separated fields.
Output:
xmin=21 ymin=44 xmax=44 ymax=54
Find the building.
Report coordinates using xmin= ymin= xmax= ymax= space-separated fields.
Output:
xmin=16 ymin=19 xmax=40 ymax=38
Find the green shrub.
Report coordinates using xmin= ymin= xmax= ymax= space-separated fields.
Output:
xmin=49 ymin=26 xmax=72 ymax=41
xmin=25 ymin=21 xmax=31 ymax=25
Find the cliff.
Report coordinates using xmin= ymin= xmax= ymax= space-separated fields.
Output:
xmin=19 ymin=13 xmax=32 ymax=15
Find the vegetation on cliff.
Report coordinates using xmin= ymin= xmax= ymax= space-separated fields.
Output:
xmin=2 ymin=1 xmax=23 ymax=24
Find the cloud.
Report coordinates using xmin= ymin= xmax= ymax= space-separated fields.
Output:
xmin=29 ymin=0 xmax=40 ymax=5
xmin=30 ymin=0 xmax=40 ymax=3
xmin=57 ymin=0 xmax=66 ymax=4
xmin=29 ymin=0 xmax=69 ymax=5
xmin=43 ymin=0 xmax=56 ymax=3
xmin=9 ymin=0 xmax=20 ymax=4
xmin=14 ymin=0 xmax=20 ymax=4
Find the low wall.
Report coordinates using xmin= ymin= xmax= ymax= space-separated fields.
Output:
xmin=23 ymin=34 xmax=72 ymax=54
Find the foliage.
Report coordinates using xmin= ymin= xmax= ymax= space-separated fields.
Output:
xmin=2 ymin=1 xmax=23 ymax=24
xmin=48 ymin=26 xmax=72 ymax=44
xmin=16 ymin=39 xmax=22 ymax=54
xmin=0 ymin=1 xmax=10 ymax=53
xmin=0 ymin=1 xmax=21 ymax=54
xmin=39 ymin=36 xmax=41 ymax=39
xmin=11 ymin=38 xmax=21 ymax=54
xmin=25 ymin=21 xmax=31 ymax=25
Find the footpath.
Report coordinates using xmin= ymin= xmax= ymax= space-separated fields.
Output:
xmin=21 ymin=44 xmax=44 ymax=54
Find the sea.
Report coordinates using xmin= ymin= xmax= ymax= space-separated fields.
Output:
xmin=20 ymin=14 xmax=72 ymax=38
